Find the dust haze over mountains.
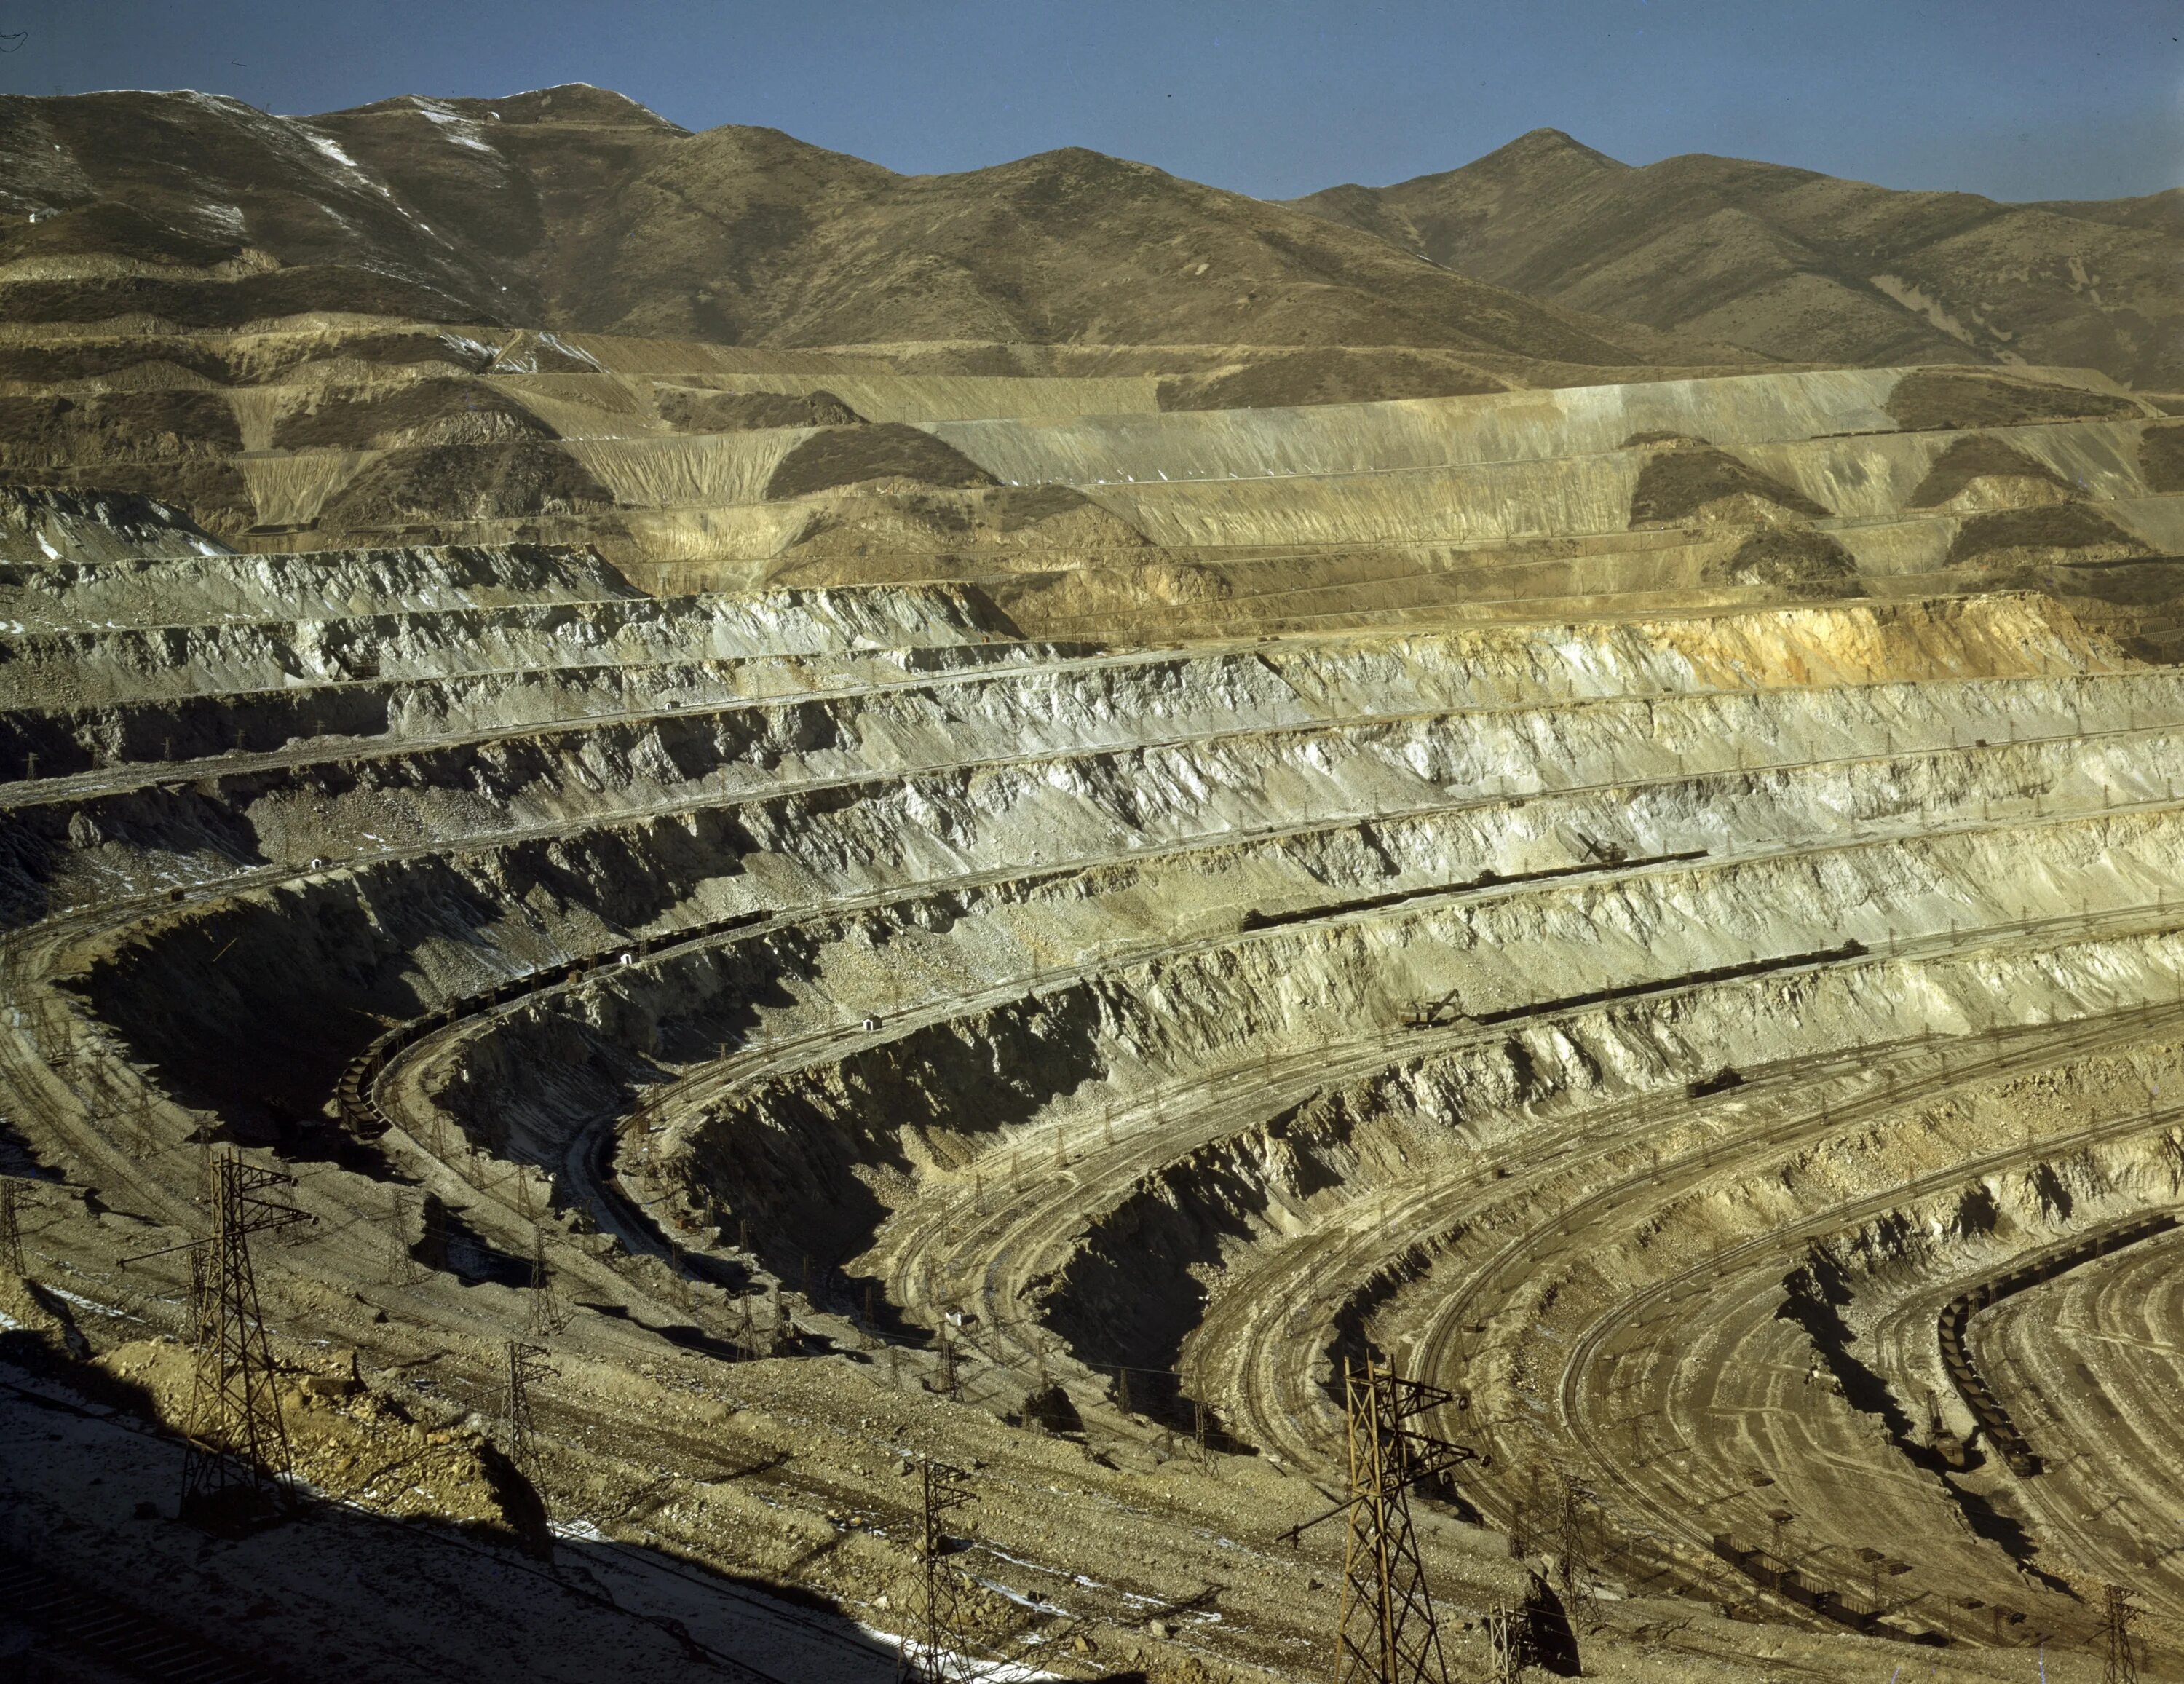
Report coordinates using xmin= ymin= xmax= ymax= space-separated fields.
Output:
xmin=0 ymin=82 xmax=2176 ymax=392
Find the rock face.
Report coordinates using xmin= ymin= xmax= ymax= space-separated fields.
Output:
xmin=1291 ymin=128 xmax=2184 ymax=392
xmin=8 ymin=84 xmax=2184 ymax=1684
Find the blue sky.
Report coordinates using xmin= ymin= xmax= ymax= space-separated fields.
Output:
xmin=1 ymin=0 xmax=2177 ymax=202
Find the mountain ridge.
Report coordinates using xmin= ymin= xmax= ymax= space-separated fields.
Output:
xmin=0 ymin=86 xmax=1750 ymax=374
xmin=1290 ymin=133 xmax=2183 ymax=389
xmin=3 ymin=83 xmax=2171 ymax=392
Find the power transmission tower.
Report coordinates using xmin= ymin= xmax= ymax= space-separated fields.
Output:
xmin=899 ymin=1457 xmax=978 ymax=1683
xmin=1334 ymin=1357 xmax=1461 ymax=1683
xmin=1485 ymin=1605 xmax=1522 ymax=1683
xmin=128 ymin=1080 xmax=158 ymax=1158
xmin=1555 ymin=1471 xmax=1597 ymax=1594
xmin=0 ymin=1175 xmax=25 ymax=1277
xmin=2102 ymin=1584 xmax=2138 ymax=1684
xmin=734 ymin=1290 xmax=765 ymax=1360
xmin=179 ymin=1151 xmax=310 ymax=1527
xmin=1279 ymin=1356 xmax=1480 ymax=1684
xmin=387 ymin=1187 xmax=424 ymax=1286
xmin=505 ymin=1340 xmax=555 ymax=1482
xmin=527 ymin=1223 xmax=570 ymax=1336
xmin=935 ymin=1322 xmax=960 ymax=1400
xmin=186 ymin=1239 xmax=213 ymax=1348
xmin=1507 ymin=1466 xmax=1538 ymax=1560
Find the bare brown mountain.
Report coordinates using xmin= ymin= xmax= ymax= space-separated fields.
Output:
xmin=1291 ymin=129 xmax=2184 ymax=392
xmin=0 ymin=85 xmax=1744 ymax=373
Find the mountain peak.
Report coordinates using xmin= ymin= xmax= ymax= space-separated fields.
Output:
xmin=1479 ymin=128 xmax=1626 ymax=172
xmin=992 ymin=145 xmax=1164 ymax=179
xmin=1349 ymin=128 xmax=1626 ymax=203
xmin=319 ymin=82 xmax=684 ymax=133
xmin=448 ymin=83 xmax=682 ymax=130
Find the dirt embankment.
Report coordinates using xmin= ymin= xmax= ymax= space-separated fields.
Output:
xmin=1886 ymin=368 xmax=2145 ymax=432
xmin=1626 ymin=435 xmax=1832 ymax=527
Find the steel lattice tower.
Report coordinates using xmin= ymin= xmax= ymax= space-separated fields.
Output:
xmin=505 ymin=1340 xmax=555 ymax=1481
xmin=898 ymin=1456 xmax=978 ymax=1683
xmin=2103 ymin=1584 xmax=2139 ymax=1684
xmin=1332 ymin=1355 xmax=1478 ymax=1684
xmin=1484 ymin=1605 xmax=1522 ymax=1683
xmin=1554 ymin=1471 xmax=1594 ymax=1594
xmin=527 ymin=1223 xmax=570 ymax=1336
xmin=0 ymin=1176 xmax=25 ymax=1277
xmin=179 ymin=1151 xmax=309 ymax=1525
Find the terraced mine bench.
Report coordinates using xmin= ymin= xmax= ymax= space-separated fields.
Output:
xmin=1936 ymin=1209 xmax=2180 ymax=1478
xmin=335 ymin=913 xmax=768 ymax=1142
xmin=10 ymin=344 xmax=2184 ymax=1680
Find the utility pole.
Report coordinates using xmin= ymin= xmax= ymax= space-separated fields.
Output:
xmin=899 ymin=1457 xmax=977 ymax=1683
xmin=505 ymin=1340 xmax=555 ymax=1483
xmin=1278 ymin=1355 xmax=1479 ymax=1684
xmin=180 ymin=1150 xmax=311 ymax=1527
xmin=528 ymin=1223 xmax=570 ymax=1337
xmin=2102 ymin=1583 xmax=2138 ymax=1684
xmin=0 ymin=1175 xmax=25 ymax=1277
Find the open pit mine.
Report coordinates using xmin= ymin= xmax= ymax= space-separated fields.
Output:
xmin=5 ymin=84 xmax=2184 ymax=1684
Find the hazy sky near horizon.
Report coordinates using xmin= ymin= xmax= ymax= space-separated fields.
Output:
xmin=0 ymin=0 xmax=2177 ymax=202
